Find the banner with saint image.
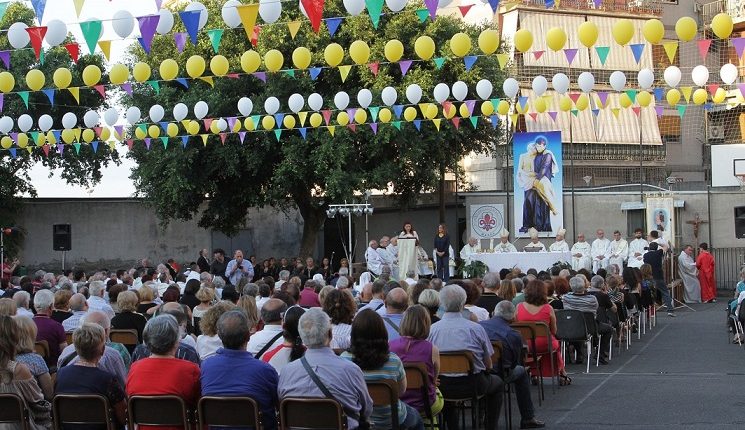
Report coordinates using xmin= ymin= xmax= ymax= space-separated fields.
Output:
xmin=646 ymin=196 xmax=675 ymax=247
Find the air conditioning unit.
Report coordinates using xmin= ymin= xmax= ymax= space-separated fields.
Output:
xmin=708 ymin=125 xmax=724 ymax=140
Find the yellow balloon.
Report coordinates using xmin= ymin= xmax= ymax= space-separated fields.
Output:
xmin=675 ymin=17 xmax=697 ymax=42
xmin=612 ymin=19 xmax=634 ymax=46
xmin=283 ymin=115 xmax=296 ymax=129
xmin=45 ymin=131 xmax=56 ymax=144
xmin=425 ymin=104 xmax=438 ymax=119
xmin=244 ymin=117 xmax=256 ymax=131
xmin=25 ymin=69 xmax=45 ymax=91
xmin=16 ymin=133 xmax=28 ymax=148
xmin=167 ymin=123 xmax=179 ymax=137
xmin=478 ymin=30 xmax=499 ymax=55
xmin=546 ymin=27 xmax=567 ymax=52
xmin=309 ymin=113 xmax=323 ymax=128
xmin=414 ymin=36 xmax=435 ymax=60
xmin=458 ymin=103 xmax=471 ymax=118
xmin=209 ymin=120 xmax=221 ymax=134
xmin=210 ymin=55 xmax=229 ymax=76
xmin=324 ymin=43 xmax=344 ymax=67
xmin=713 ymin=87 xmax=727 ymax=104
xmin=450 ymin=33 xmax=471 ymax=57
xmin=264 ymin=50 xmax=284 ymax=72
xmin=480 ymin=101 xmax=494 ymax=116
xmin=385 ymin=39 xmax=404 ymax=62
xmin=53 ymin=68 xmax=72 ymax=89
xmin=241 ymin=50 xmax=261 ymax=73
xmin=534 ymin=98 xmax=547 ymax=113
xmin=619 ymin=93 xmax=632 ymax=108
xmin=443 ymin=104 xmax=456 ymax=119
xmin=135 ymin=127 xmax=147 ymax=139
xmin=637 ymin=90 xmax=652 ymax=107
xmin=666 ymin=89 xmax=681 ymax=106
xmin=133 ymin=62 xmax=151 ymax=82
xmin=292 ymin=47 xmax=312 ymax=70
xmin=559 ymin=96 xmax=572 ymax=112
xmin=337 ymin=111 xmax=350 ymax=126
xmin=576 ymin=94 xmax=589 ymax=111
xmin=379 ymin=108 xmax=392 ymax=123
xmin=186 ymin=55 xmax=206 ymax=78
xmin=577 ymin=21 xmax=598 ymax=48
xmin=404 ymin=107 xmax=417 ymax=121
xmin=159 ymin=59 xmax=178 ymax=81
xmin=99 ymin=127 xmax=110 ymax=141
xmin=262 ymin=115 xmax=276 ymax=130
xmin=513 ymin=29 xmax=533 ymax=53
xmin=82 ymin=65 xmax=101 ymax=86
xmin=712 ymin=13 xmax=734 ymax=39
xmin=497 ymin=100 xmax=510 ymax=115
xmin=187 ymin=120 xmax=201 ymax=135
xmin=148 ymin=125 xmax=160 ymax=138
xmin=642 ymin=19 xmax=664 ymax=44
xmin=693 ymin=88 xmax=707 ymax=105
xmin=349 ymin=41 xmax=370 ymax=65
xmin=82 ymin=129 xmax=95 ymax=143
xmin=110 ymin=64 xmax=129 ymax=84
xmin=354 ymin=109 xmax=367 ymax=124
xmin=232 ymin=120 xmax=242 ymax=132
xmin=61 ymin=129 xmax=76 ymax=144
xmin=0 ymin=72 xmax=14 ymax=94
xmin=0 ymin=136 xmax=11 ymax=149
xmin=35 ymin=133 xmax=45 ymax=146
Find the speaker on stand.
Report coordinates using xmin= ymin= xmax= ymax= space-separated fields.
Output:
xmin=53 ymin=224 xmax=71 ymax=271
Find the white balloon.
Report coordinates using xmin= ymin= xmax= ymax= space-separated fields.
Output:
xmin=531 ymin=76 xmax=548 ymax=97
xmin=156 ymin=9 xmax=174 ymax=34
xmin=637 ymin=68 xmax=654 ymax=90
xmin=221 ymin=0 xmax=242 ymax=28
xmin=343 ymin=0 xmax=366 ymax=15
xmin=83 ymin=111 xmax=100 ymax=128
xmin=216 ymin=118 xmax=228 ymax=132
xmin=45 ymin=19 xmax=67 ymax=46
xmin=578 ymin=72 xmax=595 ymax=93
xmin=721 ymin=63 xmax=738 ymax=85
xmin=308 ymin=93 xmax=323 ymax=111
xmin=406 ymin=84 xmax=423 ymax=104
xmin=237 ymin=97 xmax=253 ymax=116
xmin=357 ymin=89 xmax=373 ymax=109
xmin=551 ymin=73 xmax=569 ymax=94
xmin=381 ymin=87 xmax=398 ymax=107
xmin=385 ymin=0 xmax=408 ymax=12
xmin=452 ymin=81 xmax=468 ymax=101
xmin=149 ymin=105 xmax=165 ymax=123
xmin=173 ymin=103 xmax=188 ymax=121
xmin=194 ymin=101 xmax=209 ymax=120
xmin=7 ymin=22 xmax=29 ymax=49
xmin=476 ymin=79 xmax=493 ymax=100
xmin=38 ymin=114 xmax=53 ymax=132
xmin=334 ymin=92 xmax=350 ymax=110
xmin=99 ymin=109 xmax=115 ymax=127
xmin=609 ymin=71 xmax=626 ymax=92
xmin=126 ymin=107 xmax=141 ymax=125
xmin=264 ymin=97 xmax=280 ymax=115
xmin=184 ymin=2 xmax=209 ymax=30
xmin=691 ymin=65 xmax=709 ymax=87
xmin=663 ymin=66 xmax=682 ymax=88
xmin=288 ymin=93 xmax=305 ymax=113
xmin=17 ymin=114 xmax=32 ymax=132
xmin=62 ymin=112 xmax=77 ymax=129
xmin=502 ymin=78 xmax=519 ymax=99
xmin=259 ymin=0 xmax=282 ymax=24
xmin=438 ymin=0 xmax=453 ymax=7
xmin=112 ymin=10 xmax=135 ymax=38
xmin=0 ymin=117 xmax=13 ymax=134
xmin=433 ymin=83 xmax=450 ymax=103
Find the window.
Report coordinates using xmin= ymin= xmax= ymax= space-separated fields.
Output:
xmin=626 ymin=209 xmax=645 ymax=237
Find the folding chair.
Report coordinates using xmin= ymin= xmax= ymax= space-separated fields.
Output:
xmin=404 ymin=363 xmax=437 ymax=430
xmin=582 ymin=312 xmax=605 ymax=372
xmin=439 ymin=351 xmax=485 ymax=430
xmin=128 ymin=395 xmax=191 ymax=430
xmin=53 ymin=394 xmax=114 ymax=430
xmin=279 ymin=397 xmax=347 ymax=429
xmin=366 ymin=379 xmax=400 ymax=430
xmin=729 ymin=314 xmax=743 ymax=345
xmin=34 ymin=340 xmax=49 ymax=361
xmin=198 ymin=396 xmax=262 ymax=430
xmin=0 ymin=393 xmax=30 ymax=430
xmin=596 ymin=308 xmax=616 ymax=361
xmin=510 ymin=323 xmax=546 ymax=401
xmin=555 ymin=310 xmax=592 ymax=374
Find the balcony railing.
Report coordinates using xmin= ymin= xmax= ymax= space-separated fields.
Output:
xmin=701 ymin=0 xmax=745 ymax=25
xmin=503 ymin=0 xmax=663 ymax=15
xmin=495 ymin=142 xmax=667 ymax=163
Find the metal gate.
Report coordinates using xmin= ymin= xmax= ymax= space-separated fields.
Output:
xmin=712 ymin=247 xmax=745 ymax=291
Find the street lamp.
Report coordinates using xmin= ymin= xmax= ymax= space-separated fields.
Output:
xmin=326 ymin=201 xmax=373 ymax=267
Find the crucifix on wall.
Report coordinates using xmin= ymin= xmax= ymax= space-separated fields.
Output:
xmin=685 ymin=213 xmax=708 ymax=250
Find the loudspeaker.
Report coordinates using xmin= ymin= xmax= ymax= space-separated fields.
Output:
xmin=735 ymin=207 xmax=745 ymax=239
xmin=53 ymin=224 xmax=71 ymax=251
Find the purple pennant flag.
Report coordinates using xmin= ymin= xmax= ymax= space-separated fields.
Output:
xmin=0 ymin=51 xmax=9 ymax=69
xmin=137 ymin=15 xmax=160 ymax=54
xmin=593 ymin=0 xmax=601 ymax=7
xmin=0 ymin=94 xmax=4 ymax=112
xmin=179 ymin=10 xmax=201 ymax=44
xmin=654 ymin=106 xmax=664 ymax=117
xmin=227 ymin=117 xmax=237 ymax=131
xmin=325 ymin=17 xmax=342 ymax=37
xmin=56 ymin=143 xmax=64 ymax=155
xmin=121 ymin=82 xmax=133 ymax=95
xmin=399 ymin=60 xmax=413 ymax=75
xmin=738 ymin=83 xmax=745 ymax=98
xmin=564 ymin=48 xmax=578 ymax=65
xmin=464 ymin=100 xmax=476 ymax=115
xmin=309 ymin=67 xmax=322 ymax=80
xmin=114 ymin=125 xmax=124 ymax=137
xmin=10 ymin=132 xmax=17 ymax=143
xmin=238 ymin=131 xmax=246 ymax=143
xmin=253 ymin=72 xmax=267 ymax=82
xmin=145 ymin=138 xmax=151 ymax=150
xmin=370 ymin=122 xmax=378 ymax=134
xmin=299 ymin=128 xmax=307 ymax=139
xmin=155 ymin=0 xmax=163 ymax=9
xmin=733 ymin=37 xmax=745 ymax=58
xmin=596 ymin=91 xmax=608 ymax=107
xmin=424 ymin=0 xmax=438 ymax=21
xmin=548 ymin=111 xmax=558 ymax=121
xmin=488 ymin=0 xmax=499 ymax=13
xmin=346 ymin=108 xmax=357 ymax=119
xmin=173 ymin=32 xmax=187 ymax=53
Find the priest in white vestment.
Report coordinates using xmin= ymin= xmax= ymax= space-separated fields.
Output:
xmin=523 ymin=228 xmax=546 ymax=251
xmin=678 ymin=245 xmax=702 ymax=303
xmin=627 ymin=228 xmax=648 ymax=268
xmin=365 ymin=240 xmax=384 ymax=276
xmin=608 ymin=230 xmax=629 ymax=269
xmin=571 ymin=233 xmax=592 ymax=271
xmin=549 ymin=228 xmax=569 ymax=252
xmin=460 ymin=237 xmax=481 ymax=264
xmin=591 ymin=229 xmax=611 ymax=273
xmin=495 ymin=229 xmax=518 ymax=253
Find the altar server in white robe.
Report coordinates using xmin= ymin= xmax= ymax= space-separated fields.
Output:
xmin=495 ymin=229 xmax=518 ymax=253
xmin=365 ymin=240 xmax=384 ymax=276
xmin=678 ymin=245 xmax=702 ymax=303
xmin=523 ymin=228 xmax=546 ymax=251
xmin=377 ymin=236 xmax=397 ymax=278
xmin=608 ymin=230 xmax=629 ymax=269
xmin=549 ymin=228 xmax=569 ymax=252
xmin=591 ymin=229 xmax=611 ymax=273
xmin=627 ymin=228 xmax=648 ymax=268
xmin=571 ymin=233 xmax=592 ymax=271
xmin=460 ymin=237 xmax=481 ymax=264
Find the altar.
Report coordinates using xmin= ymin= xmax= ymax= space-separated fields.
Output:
xmin=471 ymin=251 xmax=572 ymax=273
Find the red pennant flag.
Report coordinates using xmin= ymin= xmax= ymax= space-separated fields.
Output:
xmin=93 ymin=85 xmax=105 ymax=98
xmin=251 ymin=26 xmax=260 ymax=47
xmin=203 ymin=118 xmax=213 ymax=131
xmin=93 ymin=127 xmax=104 ymax=138
xmin=126 ymin=140 xmax=134 ymax=150
xmin=569 ymin=92 xmax=581 ymax=103
xmin=64 ymin=43 xmax=79 ymax=63
xmin=697 ymin=39 xmax=712 ymax=60
xmin=321 ymin=109 xmax=332 ymax=125
xmin=219 ymin=132 xmax=227 ymax=144
xmin=533 ymin=50 xmax=544 ymax=60
xmin=632 ymin=106 xmax=641 ymax=116
xmin=451 ymin=117 xmax=460 ymax=129
xmin=528 ymin=112 xmax=538 ymax=121
xmin=42 ymin=144 xmax=50 ymax=157
xmin=300 ymin=0 xmax=325 ymax=33
xmin=26 ymin=27 xmax=47 ymax=60
xmin=227 ymin=73 xmax=240 ymax=79
xmin=707 ymin=83 xmax=720 ymax=97
xmin=368 ymin=62 xmax=379 ymax=76
xmin=442 ymin=101 xmax=453 ymax=111
xmin=347 ymin=124 xmax=356 ymax=132
xmin=458 ymin=4 xmax=473 ymax=16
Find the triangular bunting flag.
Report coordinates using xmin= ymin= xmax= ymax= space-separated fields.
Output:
xmin=681 ymin=86 xmax=693 ymax=102
xmin=173 ymin=32 xmax=187 ymax=53
xmin=368 ymin=62 xmax=379 ymax=76
xmin=273 ymin=129 xmax=282 ymax=141
xmin=738 ymin=83 xmax=745 ymax=98
xmin=733 ymin=37 xmax=745 ymax=59
xmin=181 ymin=136 xmax=189 ymax=148
xmin=219 ymin=133 xmax=226 ymax=144
xmin=596 ymin=91 xmax=608 ymax=107
xmin=309 ymin=67 xmax=322 ymax=80
xmin=8 ymin=148 xmax=15 ymax=158
xmin=463 ymin=56 xmax=477 ymax=71
xmin=238 ymin=132 xmax=246 ymax=143
xmin=528 ymin=113 xmax=537 ymax=121
xmin=392 ymin=105 xmax=404 ymax=119
xmin=0 ymin=51 xmax=8 ymax=70
xmin=114 ymin=125 xmax=124 ymax=140
xmin=120 ymin=82 xmax=133 ymax=95
xmin=327 ymin=126 xmax=335 ymax=136
xmin=654 ymin=105 xmax=664 ymax=117
xmin=631 ymin=106 xmax=641 ymax=116
xmin=392 ymin=121 xmax=401 ymax=130
xmin=137 ymin=15 xmax=159 ymax=54
xmin=488 ymin=0 xmax=499 ymax=12
xmin=591 ymin=108 xmax=600 ymax=117
xmin=300 ymin=0 xmax=325 ymax=33
xmin=563 ymin=48 xmax=578 ymax=65
xmin=469 ymin=117 xmax=478 ymax=128
xmin=707 ymin=84 xmax=720 ymax=97
xmin=458 ymin=4 xmax=473 ymax=17
xmin=274 ymin=113 xmax=285 ymax=126
xmin=496 ymin=54 xmax=509 ymax=69
xmin=366 ymin=0 xmax=385 ymax=28
xmin=198 ymin=76 xmax=215 ymax=86
xmin=125 ymin=139 xmax=134 ymax=150
xmin=42 ymin=89 xmax=54 ymax=104
xmin=253 ymin=72 xmax=267 ymax=82
xmin=144 ymin=138 xmax=151 ymax=150
xmin=30 ymin=0 xmax=47 ymax=23
xmin=399 ymin=60 xmax=413 ymax=75
xmin=147 ymin=80 xmax=161 ymax=94
xmin=413 ymin=120 xmax=421 ymax=131
xmin=653 ymin=88 xmax=664 ymax=101
xmin=325 ymin=17 xmax=342 ymax=37
xmin=464 ymin=100 xmax=476 ymax=115
xmin=415 ymin=8 xmax=429 ymax=23
xmin=346 ymin=108 xmax=357 ymax=120
xmin=663 ymin=42 xmax=678 ymax=63
xmin=94 ymin=84 xmax=105 ymax=98
xmin=368 ymin=107 xmax=380 ymax=122
xmin=299 ymin=128 xmax=307 ymax=139
xmin=298 ymin=112 xmax=308 ymax=126
xmin=630 ymin=44 xmax=645 ymax=64
xmin=287 ymin=21 xmax=301 ymax=39
xmin=369 ymin=122 xmax=378 ymax=134
xmin=207 ymin=29 xmax=224 ymax=53
xmin=17 ymin=91 xmax=29 ymax=108
xmin=69 ymin=87 xmax=80 ymax=104
xmin=533 ymin=51 xmax=544 ymax=60
xmin=545 ymin=0 xmax=555 ymax=7
xmin=432 ymin=118 xmax=441 ymax=130
xmin=595 ymin=46 xmax=610 ymax=65
xmin=517 ymin=96 xmax=529 ymax=110
xmin=250 ymin=115 xmax=260 ymax=128
xmin=64 ymin=43 xmax=79 ymax=63
xmin=570 ymin=109 xmax=578 ymax=117
xmin=73 ymin=143 xmax=81 ymax=154
xmin=424 ymin=0 xmax=438 ymax=20
xmin=451 ymin=117 xmax=460 ymax=129
xmin=26 ymin=27 xmax=46 ymax=60
xmin=200 ymin=134 xmax=209 ymax=146
xmin=175 ymin=78 xmax=189 ymax=88
xmin=611 ymin=108 xmax=620 ymax=118
xmin=490 ymin=115 xmax=499 ymax=128
xmin=433 ymin=57 xmax=446 ymax=69
xmin=347 ymin=124 xmax=356 ymax=133
xmin=677 ymin=105 xmax=687 ymax=117
xmin=321 ymin=109 xmax=332 ymax=125
xmin=339 ymin=65 xmax=352 ymax=82
xmin=203 ymin=118 xmax=213 ymax=131
xmin=625 ymin=89 xmax=637 ymax=104
xmin=179 ymin=10 xmax=201 ymax=44
xmin=91 ymin=141 xmax=99 ymax=153
xmin=697 ymin=39 xmax=712 ymax=60
xmin=161 ymin=136 xmax=170 ymax=148
xmin=52 ymin=130 xmax=61 ymax=143
xmin=79 ymin=19 xmax=102 ymax=55
xmin=509 ymin=114 xmax=518 ymax=127
xmin=73 ymin=0 xmax=85 ymax=17
xmin=42 ymin=144 xmax=49 ymax=156
xmin=548 ymin=111 xmax=558 ymax=121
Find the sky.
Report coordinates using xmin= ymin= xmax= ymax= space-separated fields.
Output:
xmin=23 ymin=0 xmax=496 ymax=198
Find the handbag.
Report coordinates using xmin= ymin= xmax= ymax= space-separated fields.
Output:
xmin=300 ymin=357 xmax=370 ymax=430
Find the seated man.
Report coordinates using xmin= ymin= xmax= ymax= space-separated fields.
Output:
xmin=201 ymin=310 xmax=279 ymax=430
xmin=428 ymin=285 xmax=503 ymax=430
xmin=248 ymin=299 xmax=287 ymax=359
xmin=278 ymin=308 xmax=373 ymax=430
xmin=562 ymin=276 xmax=612 ymax=364
xmin=480 ymin=301 xmax=545 ymax=429
xmin=378 ymin=288 xmax=409 ymax=341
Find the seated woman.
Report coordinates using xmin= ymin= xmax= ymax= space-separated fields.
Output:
xmin=341 ymin=310 xmax=424 ymax=430
xmin=51 ymin=290 xmax=73 ymax=323
xmin=136 ymin=284 xmax=158 ymax=317
xmin=13 ymin=316 xmax=54 ymax=400
xmin=388 ymin=305 xmax=443 ymax=420
xmin=262 ymin=306 xmax=305 ymax=373
xmin=196 ymin=301 xmax=236 ymax=360
xmin=515 ymin=280 xmax=570 ymax=385
xmin=322 ymin=289 xmax=356 ymax=351
xmin=55 ymin=323 xmax=127 ymax=430
xmin=111 ymin=291 xmax=147 ymax=346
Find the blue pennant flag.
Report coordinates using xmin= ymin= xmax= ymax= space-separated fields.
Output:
xmin=630 ymin=44 xmax=645 ymax=64
xmin=490 ymin=115 xmax=499 ymax=129
xmin=91 ymin=141 xmax=99 ymax=153
xmin=299 ymin=127 xmax=307 ymax=139
xmin=181 ymin=136 xmax=189 ymax=148
xmin=653 ymin=87 xmax=664 ymax=101
xmin=175 ymin=78 xmax=189 ymax=89
xmin=309 ymin=67 xmax=322 ymax=80
xmin=325 ymin=17 xmax=343 ymax=37
xmin=274 ymin=113 xmax=285 ymax=126
xmin=159 ymin=122 xmax=169 ymax=133
xmin=8 ymin=147 xmax=16 ymax=158
xmin=42 ymin=89 xmax=55 ymax=105
xmin=52 ymin=130 xmax=61 ymax=143
xmin=392 ymin=105 xmax=404 ymax=119
xmin=463 ymin=56 xmax=478 ymax=71
xmin=413 ymin=120 xmax=421 ymax=131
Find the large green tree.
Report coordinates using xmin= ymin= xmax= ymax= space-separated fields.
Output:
xmin=127 ymin=0 xmax=505 ymax=257
xmin=0 ymin=3 xmax=115 ymax=255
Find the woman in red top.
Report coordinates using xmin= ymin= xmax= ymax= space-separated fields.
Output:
xmin=515 ymin=280 xmax=570 ymax=385
xmin=126 ymin=314 xmax=201 ymax=430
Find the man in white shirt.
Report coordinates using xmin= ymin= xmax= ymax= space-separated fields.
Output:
xmin=549 ymin=228 xmax=569 ymax=252
xmin=275 ymin=270 xmax=290 ymax=291
xmin=460 ymin=237 xmax=481 ymax=264
xmin=627 ymin=228 xmax=648 ymax=268
xmin=608 ymin=230 xmax=629 ymax=270
xmin=247 ymin=299 xmax=287 ymax=359
xmin=591 ymin=229 xmax=611 ymax=273
xmin=571 ymin=233 xmax=592 ymax=271
xmin=523 ymin=228 xmax=546 ymax=251
xmin=649 ymin=230 xmax=669 ymax=253
xmin=365 ymin=240 xmax=384 ymax=276
xmin=87 ymin=280 xmax=115 ymax=320
xmin=495 ymin=229 xmax=518 ymax=253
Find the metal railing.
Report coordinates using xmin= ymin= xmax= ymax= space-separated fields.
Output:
xmin=701 ymin=0 xmax=745 ymax=25
xmin=495 ymin=143 xmax=667 ymax=163
xmin=504 ymin=0 xmax=663 ymax=14
xmin=712 ymin=247 xmax=745 ymax=291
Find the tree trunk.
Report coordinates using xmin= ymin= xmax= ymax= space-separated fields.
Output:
xmin=438 ymin=161 xmax=446 ymax=223
xmin=297 ymin=204 xmax=325 ymax=259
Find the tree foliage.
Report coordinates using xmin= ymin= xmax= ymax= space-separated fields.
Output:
xmin=126 ymin=0 xmax=505 ymax=256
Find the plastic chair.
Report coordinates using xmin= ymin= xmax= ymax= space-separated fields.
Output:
xmin=555 ymin=309 xmax=591 ymax=373
xmin=198 ymin=396 xmax=262 ymax=430
xmin=128 ymin=395 xmax=191 ymax=430
xmin=596 ymin=308 xmax=616 ymax=361
xmin=53 ymin=394 xmax=114 ymax=430
xmin=403 ymin=363 xmax=437 ymax=430
xmin=510 ymin=323 xmax=546 ymax=402
xmin=439 ymin=351 xmax=486 ymax=430
xmin=366 ymin=379 xmax=400 ymax=430
xmin=582 ymin=312 xmax=603 ymax=372
xmin=0 ymin=393 xmax=30 ymax=430
xmin=279 ymin=397 xmax=347 ymax=430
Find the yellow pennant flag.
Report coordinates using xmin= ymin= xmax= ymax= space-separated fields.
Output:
xmin=26 ymin=147 xmax=33 ymax=154
xmin=681 ymin=86 xmax=693 ymax=102
xmin=181 ymin=120 xmax=190 ymax=129
xmin=236 ymin=4 xmax=260 ymax=40
xmin=509 ymin=113 xmax=519 ymax=127
xmin=298 ymin=111 xmax=308 ymax=126
xmin=68 ymin=87 xmax=80 ymax=104
xmin=496 ymin=53 xmax=510 ymax=70
xmin=73 ymin=128 xmax=81 ymax=142
xmin=97 ymin=41 xmax=111 ymax=61
xmin=611 ymin=108 xmax=620 ymax=118
xmin=73 ymin=0 xmax=85 ymax=17
xmin=200 ymin=134 xmax=209 ymax=146
xmin=418 ymin=103 xmax=429 ymax=115
xmin=432 ymin=118 xmax=441 ymax=131
xmin=339 ymin=65 xmax=352 ymax=82
xmin=199 ymin=76 xmax=215 ymax=87
xmin=287 ymin=21 xmax=301 ymax=39
xmin=108 ymin=141 xmax=116 ymax=150
xmin=663 ymin=42 xmax=678 ymax=63
xmin=327 ymin=126 xmax=335 ymax=136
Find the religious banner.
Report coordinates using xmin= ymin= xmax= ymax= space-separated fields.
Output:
xmin=470 ymin=204 xmax=505 ymax=239
xmin=646 ymin=196 xmax=675 ymax=247
xmin=513 ymin=131 xmax=564 ymax=238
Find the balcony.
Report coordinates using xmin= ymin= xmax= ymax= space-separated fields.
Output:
xmin=701 ymin=0 xmax=745 ymax=26
xmin=502 ymin=0 xmax=662 ymax=15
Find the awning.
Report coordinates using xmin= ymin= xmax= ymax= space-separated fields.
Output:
xmin=519 ymin=12 xmax=590 ymax=69
xmin=620 ymin=200 xmax=685 ymax=210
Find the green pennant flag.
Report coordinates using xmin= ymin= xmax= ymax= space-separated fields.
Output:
xmin=73 ymin=143 xmax=81 ymax=154
xmin=17 ymin=91 xmax=29 ymax=108
xmin=392 ymin=121 xmax=401 ymax=130
xmin=490 ymin=98 xmax=500 ymax=111
xmin=469 ymin=117 xmax=478 ymax=128
xmin=369 ymin=106 xmax=380 ymax=122
xmin=595 ymin=46 xmax=610 ymax=66
xmin=39 ymin=49 xmax=44 ymax=65
xmin=365 ymin=0 xmax=385 ymax=29
xmin=137 ymin=123 xmax=147 ymax=134
xmin=433 ymin=57 xmax=446 ymax=69
xmin=283 ymin=69 xmax=296 ymax=78
xmin=250 ymin=115 xmax=260 ymax=128
xmin=206 ymin=29 xmax=223 ymax=53
xmin=274 ymin=129 xmax=282 ymax=141
xmin=677 ymin=105 xmax=687 ymax=117
xmin=160 ymin=136 xmax=169 ymax=148
xmin=571 ymin=109 xmax=579 ymax=117
xmin=79 ymin=20 xmax=102 ymax=55
xmin=625 ymin=89 xmax=638 ymax=104
xmin=147 ymin=80 xmax=160 ymax=94
xmin=415 ymin=8 xmax=429 ymax=23
xmin=0 ymin=2 xmax=9 ymax=22
xmin=30 ymin=131 xmax=39 ymax=144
